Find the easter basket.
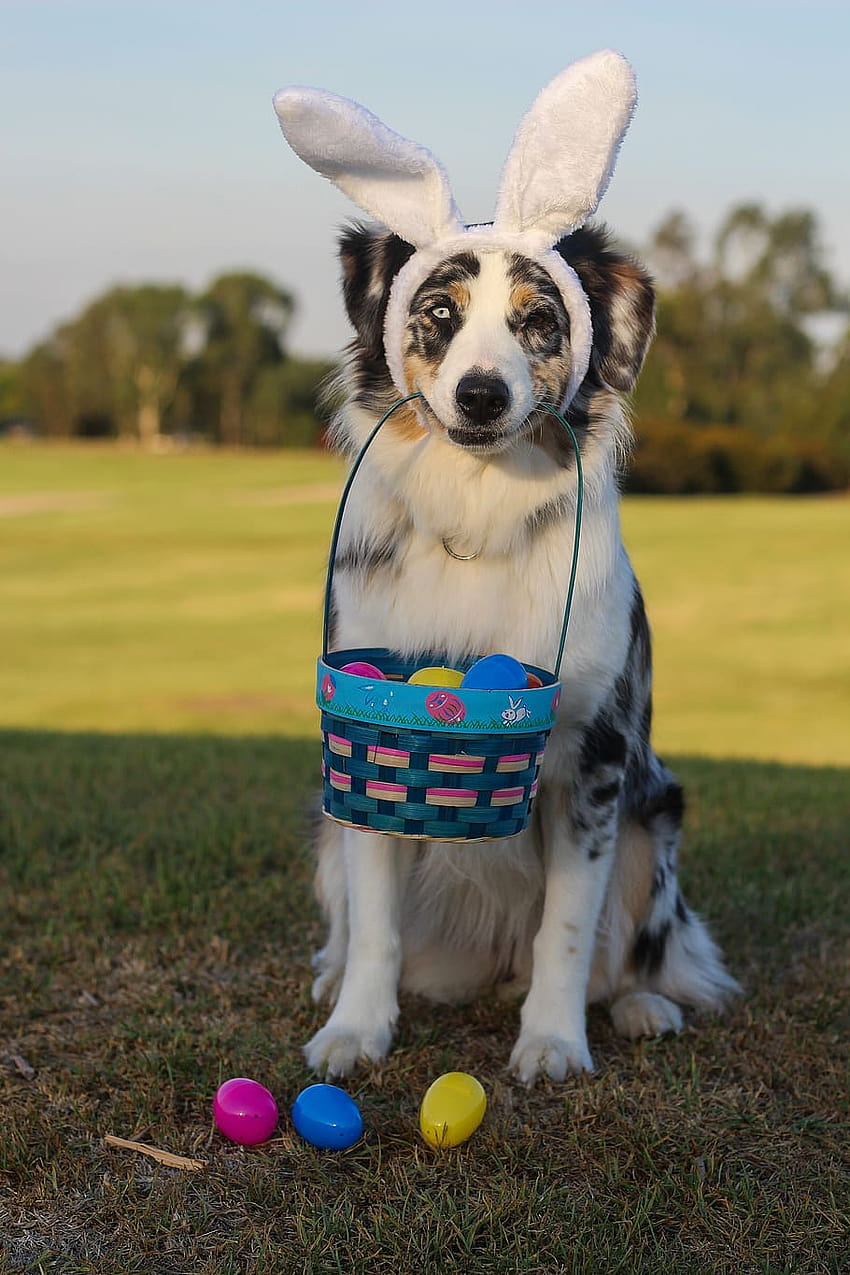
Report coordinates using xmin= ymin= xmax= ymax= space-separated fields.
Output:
xmin=317 ymin=395 xmax=583 ymax=842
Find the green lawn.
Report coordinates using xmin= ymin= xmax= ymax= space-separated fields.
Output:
xmin=2 ymin=444 xmax=849 ymax=1272
xmin=2 ymin=442 xmax=849 ymax=763
xmin=1 ymin=736 xmax=847 ymax=1272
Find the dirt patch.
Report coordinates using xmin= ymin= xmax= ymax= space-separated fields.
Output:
xmin=0 ymin=491 xmax=111 ymax=517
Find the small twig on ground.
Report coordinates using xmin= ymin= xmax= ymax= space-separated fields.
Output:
xmin=103 ymin=1135 xmax=207 ymax=1172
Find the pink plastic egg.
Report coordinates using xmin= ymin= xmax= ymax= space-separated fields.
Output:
xmin=213 ymin=1077 xmax=279 ymax=1145
xmin=340 ymin=661 xmax=387 ymax=679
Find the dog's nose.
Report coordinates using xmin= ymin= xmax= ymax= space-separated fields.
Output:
xmin=455 ymin=374 xmax=510 ymax=425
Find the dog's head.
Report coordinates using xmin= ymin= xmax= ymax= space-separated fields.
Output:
xmin=339 ymin=223 xmax=654 ymax=456
xmin=275 ymin=50 xmax=652 ymax=455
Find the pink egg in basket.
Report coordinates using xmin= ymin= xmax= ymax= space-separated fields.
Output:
xmin=340 ymin=660 xmax=386 ymax=679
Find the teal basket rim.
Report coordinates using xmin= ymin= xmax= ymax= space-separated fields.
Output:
xmin=317 ymin=648 xmax=562 ymax=737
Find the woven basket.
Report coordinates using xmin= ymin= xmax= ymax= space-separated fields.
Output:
xmin=316 ymin=396 xmax=582 ymax=842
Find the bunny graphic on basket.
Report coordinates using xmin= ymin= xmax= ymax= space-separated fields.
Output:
xmin=274 ymin=51 xmax=738 ymax=1085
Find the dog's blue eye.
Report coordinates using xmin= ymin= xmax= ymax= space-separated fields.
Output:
xmin=431 ymin=305 xmax=452 ymax=322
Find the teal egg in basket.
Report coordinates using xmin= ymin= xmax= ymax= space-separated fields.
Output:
xmin=316 ymin=395 xmax=582 ymax=843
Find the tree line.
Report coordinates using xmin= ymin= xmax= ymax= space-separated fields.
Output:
xmin=0 ymin=271 xmax=334 ymax=449
xmin=629 ymin=204 xmax=850 ymax=492
xmin=1 ymin=203 xmax=848 ymax=491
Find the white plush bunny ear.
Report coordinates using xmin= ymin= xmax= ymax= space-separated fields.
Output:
xmin=493 ymin=50 xmax=637 ymax=245
xmin=273 ymin=87 xmax=464 ymax=248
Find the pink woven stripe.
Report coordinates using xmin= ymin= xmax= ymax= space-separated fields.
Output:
xmin=530 ymin=779 xmax=539 ymax=798
xmin=496 ymin=753 xmax=531 ymax=773
xmin=327 ymin=733 xmax=353 ymax=757
xmin=425 ymin=787 xmax=478 ymax=808
xmin=428 ymin=753 xmax=486 ymax=773
xmin=367 ymin=745 xmax=411 ymax=768
xmin=535 ymin=751 xmax=546 ymax=766
xmin=366 ymin=780 xmax=408 ymax=802
xmin=491 ymin=786 xmax=525 ymax=807
xmin=329 ymin=768 xmax=351 ymax=792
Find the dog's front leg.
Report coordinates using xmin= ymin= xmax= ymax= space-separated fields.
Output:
xmin=510 ymin=774 xmax=619 ymax=1085
xmin=304 ymin=829 xmax=414 ymax=1077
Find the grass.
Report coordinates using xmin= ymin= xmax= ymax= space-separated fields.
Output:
xmin=2 ymin=441 xmax=849 ymax=761
xmin=1 ymin=443 xmax=849 ymax=1271
xmin=1 ymin=735 xmax=848 ymax=1273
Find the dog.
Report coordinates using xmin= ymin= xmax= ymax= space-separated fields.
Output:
xmin=275 ymin=52 xmax=738 ymax=1085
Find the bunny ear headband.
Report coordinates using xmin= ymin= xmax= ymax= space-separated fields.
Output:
xmin=274 ymin=50 xmax=637 ymax=412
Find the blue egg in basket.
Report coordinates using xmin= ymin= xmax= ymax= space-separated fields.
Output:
xmin=461 ymin=653 xmax=527 ymax=691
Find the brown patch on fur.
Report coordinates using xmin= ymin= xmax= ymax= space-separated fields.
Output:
xmin=613 ymin=822 xmax=655 ymax=938
xmin=509 ymin=282 xmax=540 ymax=312
xmin=339 ymin=246 xmax=358 ymax=285
xmin=607 ymin=258 xmax=648 ymax=296
xmin=402 ymin=349 xmax=438 ymax=395
xmin=529 ymin=350 xmax=571 ymax=411
xmin=385 ymin=401 xmax=428 ymax=442
xmin=446 ymin=281 xmax=471 ymax=312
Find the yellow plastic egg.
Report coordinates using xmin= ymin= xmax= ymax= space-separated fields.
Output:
xmin=408 ymin=666 xmax=465 ymax=687
xmin=419 ymin=1072 xmax=487 ymax=1150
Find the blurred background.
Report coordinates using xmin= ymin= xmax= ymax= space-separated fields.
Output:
xmin=2 ymin=0 xmax=848 ymax=764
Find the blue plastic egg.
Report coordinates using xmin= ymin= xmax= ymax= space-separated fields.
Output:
xmin=461 ymin=653 xmax=527 ymax=691
xmin=291 ymin=1083 xmax=363 ymax=1150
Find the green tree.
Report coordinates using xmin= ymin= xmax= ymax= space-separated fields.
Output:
xmin=97 ymin=284 xmax=195 ymax=445
xmin=636 ymin=202 xmax=842 ymax=435
xmin=18 ymin=339 xmax=72 ymax=437
xmin=196 ymin=273 xmax=295 ymax=446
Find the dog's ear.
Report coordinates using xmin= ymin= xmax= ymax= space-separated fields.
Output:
xmin=559 ymin=226 xmax=655 ymax=391
xmin=338 ymin=223 xmax=416 ymax=359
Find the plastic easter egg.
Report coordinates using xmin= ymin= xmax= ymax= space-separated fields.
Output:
xmin=408 ymin=666 xmax=464 ymax=687
xmin=461 ymin=653 xmax=527 ymax=691
xmin=213 ymin=1077 xmax=279 ymax=1145
xmin=419 ymin=1072 xmax=487 ymax=1150
xmin=526 ymin=672 xmax=543 ymax=689
xmin=340 ymin=660 xmax=386 ymax=680
xmin=291 ymin=1083 xmax=363 ymax=1150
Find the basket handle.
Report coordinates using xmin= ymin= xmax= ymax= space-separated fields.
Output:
xmin=322 ymin=394 xmax=583 ymax=674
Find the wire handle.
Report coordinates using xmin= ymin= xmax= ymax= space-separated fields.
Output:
xmin=322 ymin=394 xmax=583 ymax=674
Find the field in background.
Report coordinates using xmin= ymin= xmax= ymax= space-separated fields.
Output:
xmin=2 ymin=442 xmax=849 ymax=763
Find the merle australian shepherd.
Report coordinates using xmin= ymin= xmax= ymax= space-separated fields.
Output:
xmin=301 ymin=221 xmax=738 ymax=1085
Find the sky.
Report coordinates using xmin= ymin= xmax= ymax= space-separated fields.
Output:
xmin=2 ymin=0 xmax=849 ymax=361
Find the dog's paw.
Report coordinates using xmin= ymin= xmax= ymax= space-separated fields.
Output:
xmin=610 ymin=991 xmax=683 ymax=1039
xmin=303 ymin=1019 xmax=393 ymax=1077
xmin=310 ymin=964 xmax=343 ymax=1006
xmin=509 ymin=1032 xmax=594 ymax=1086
